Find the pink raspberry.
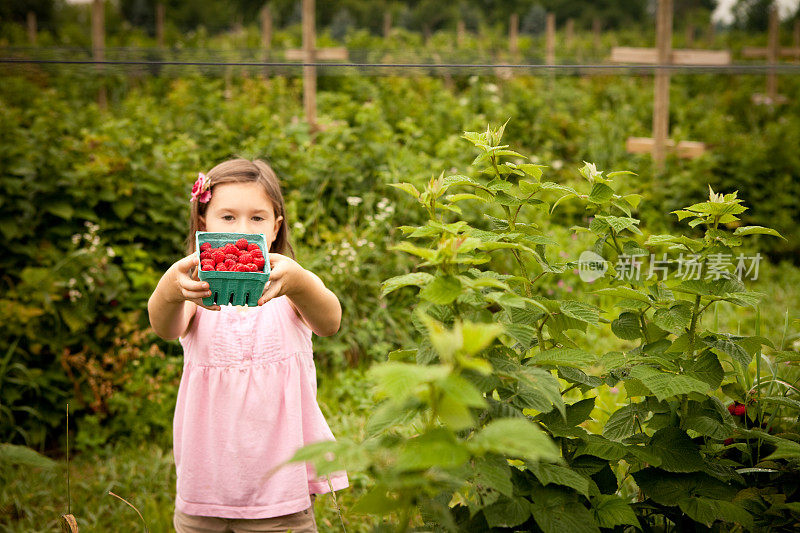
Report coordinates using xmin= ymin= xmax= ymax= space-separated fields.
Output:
xmin=216 ymin=264 xmax=228 ymax=271
xmin=254 ymin=258 xmax=266 ymax=270
xmin=246 ymin=263 xmax=258 ymax=272
xmin=247 ymin=243 xmax=260 ymax=252
xmin=201 ymin=261 xmax=215 ymax=271
xmin=200 ymin=242 xmax=212 ymax=252
xmin=238 ymin=253 xmax=252 ymax=265
xmin=224 ymin=259 xmax=236 ymax=270
xmin=200 ymin=250 xmax=213 ymax=261
xmin=225 ymin=253 xmax=239 ymax=262
xmin=223 ymin=243 xmax=239 ymax=255
xmin=234 ymin=263 xmax=249 ymax=272
xmin=213 ymin=251 xmax=226 ymax=264
xmin=236 ymin=238 xmax=249 ymax=250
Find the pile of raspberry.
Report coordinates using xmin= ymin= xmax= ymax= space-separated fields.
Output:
xmin=199 ymin=238 xmax=266 ymax=272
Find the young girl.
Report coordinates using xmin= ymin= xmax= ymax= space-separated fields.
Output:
xmin=147 ymin=158 xmax=349 ymax=532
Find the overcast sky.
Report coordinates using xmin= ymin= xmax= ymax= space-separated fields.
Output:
xmin=712 ymin=0 xmax=800 ymax=23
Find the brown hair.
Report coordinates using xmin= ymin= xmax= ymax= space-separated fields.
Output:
xmin=184 ymin=158 xmax=295 ymax=259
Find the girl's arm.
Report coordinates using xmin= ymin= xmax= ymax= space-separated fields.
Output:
xmin=258 ymin=254 xmax=341 ymax=337
xmin=148 ymin=254 xmax=220 ymax=340
xmin=286 ymin=269 xmax=342 ymax=337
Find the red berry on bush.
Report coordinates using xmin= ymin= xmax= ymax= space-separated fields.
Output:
xmin=724 ymin=438 xmax=734 ymax=446
xmin=236 ymin=238 xmax=249 ymax=250
xmin=733 ymin=404 xmax=747 ymax=416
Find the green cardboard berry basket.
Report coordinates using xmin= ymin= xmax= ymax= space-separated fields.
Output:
xmin=195 ymin=231 xmax=270 ymax=307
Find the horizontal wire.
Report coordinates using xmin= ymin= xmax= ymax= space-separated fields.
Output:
xmin=2 ymin=58 xmax=800 ymax=74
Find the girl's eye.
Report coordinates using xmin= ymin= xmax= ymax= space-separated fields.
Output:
xmin=252 ymin=216 xmax=264 ymax=221
xmin=222 ymin=215 xmax=234 ymax=221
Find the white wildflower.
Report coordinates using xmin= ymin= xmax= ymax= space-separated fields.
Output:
xmin=346 ymin=196 xmax=363 ymax=206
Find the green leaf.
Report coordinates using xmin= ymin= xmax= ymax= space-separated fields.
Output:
xmin=538 ymin=397 xmax=596 ymax=437
xmin=419 ymin=275 xmax=462 ymax=305
xmin=381 ymin=272 xmax=434 ymax=297
xmin=366 ymin=362 xmax=450 ymax=400
xmin=0 ymin=443 xmax=57 ymax=468
xmin=733 ymin=225 xmax=786 ymax=240
xmin=526 ymin=348 xmax=596 ymax=368
xmin=468 ymin=418 xmax=560 ymax=463
xmin=559 ymin=300 xmax=601 ymax=325
xmin=518 ymin=164 xmax=546 ymax=180
xmin=460 ymin=321 xmax=505 ymax=357
xmin=44 ymin=201 xmax=74 ymax=220
xmin=591 ymin=495 xmax=640 ymax=529
xmin=683 ymin=415 xmax=729 ymax=440
xmin=678 ymin=497 xmax=754 ymax=528
xmin=112 ymin=199 xmax=135 ymax=219
xmin=527 ymin=461 xmax=591 ymax=497
xmin=647 ymin=427 xmax=705 ymax=472
xmin=684 ymin=350 xmax=724 ymax=389
xmin=396 ymin=428 xmax=470 ymax=471
xmin=351 ymin=484 xmax=405 ymax=514
xmin=574 ymin=434 xmax=627 ymax=461
xmin=611 ymin=312 xmax=642 ymax=340
xmin=603 ymin=403 xmax=649 ymax=442
xmin=628 ymin=366 xmax=710 ymax=401
xmin=389 ymin=182 xmax=421 ymax=199
xmin=593 ymin=286 xmax=651 ymax=303
xmin=482 ymin=496 xmax=532 ymax=528
xmin=389 ymin=241 xmax=436 ymax=260
xmin=365 ymin=399 xmax=420 ymax=436
xmin=529 ymin=484 xmax=602 ymax=533
xmin=588 ymin=182 xmax=614 ymax=204
xmin=652 ymin=303 xmax=692 ymax=333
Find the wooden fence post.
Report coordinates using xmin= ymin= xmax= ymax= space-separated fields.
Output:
xmin=156 ymin=3 xmax=165 ymax=48
xmin=565 ymin=18 xmax=574 ymax=49
xmin=261 ymin=4 xmax=272 ymax=78
xmin=652 ymin=0 xmax=672 ymax=168
xmin=302 ymin=0 xmax=316 ymax=128
xmin=766 ymin=3 xmax=779 ymax=101
xmin=457 ymin=20 xmax=465 ymax=48
xmin=546 ymin=13 xmax=555 ymax=64
xmin=92 ymin=0 xmax=106 ymax=109
xmin=509 ymin=13 xmax=519 ymax=60
xmin=593 ymin=18 xmax=601 ymax=49
xmin=27 ymin=11 xmax=37 ymax=45
xmin=383 ymin=11 xmax=391 ymax=39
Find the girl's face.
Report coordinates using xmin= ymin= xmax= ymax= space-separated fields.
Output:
xmin=199 ymin=182 xmax=283 ymax=251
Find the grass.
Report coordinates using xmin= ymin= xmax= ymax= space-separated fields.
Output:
xmin=0 ymin=365 xmax=384 ymax=533
xmin=1 ymin=248 xmax=796 ymax=532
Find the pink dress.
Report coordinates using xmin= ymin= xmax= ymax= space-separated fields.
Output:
xmin=175 ymin=295 xmax=349 ymax=519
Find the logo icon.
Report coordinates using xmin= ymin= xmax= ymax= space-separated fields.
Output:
xmin=578 ymin=250 xmax=608 ymax=282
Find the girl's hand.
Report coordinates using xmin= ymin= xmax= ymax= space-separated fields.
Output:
xmin=168 ymin=254 xmax=221 ymax=311
xmin=257 ymin=253 xmax=307 ymax=305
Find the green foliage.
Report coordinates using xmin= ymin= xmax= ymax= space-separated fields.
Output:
xmin=293 ymin=122 xmax=798 ymax=531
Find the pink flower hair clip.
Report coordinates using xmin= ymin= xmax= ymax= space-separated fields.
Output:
xmin=190 ymin=172 xmax=212 ymax=204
